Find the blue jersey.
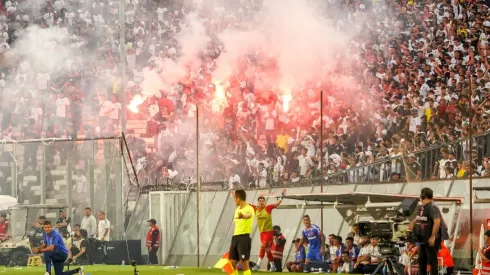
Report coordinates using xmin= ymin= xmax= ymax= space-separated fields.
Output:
xmin=43 ymin=230 xmax=69 ymax=255
xmin=295 ymin=245 xmax=306 ymax=262
xmin=302 ymin=224 xmax=322 ymax=252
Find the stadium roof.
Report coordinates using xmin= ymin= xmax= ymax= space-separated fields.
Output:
xmin=262 ymin=191 xmax=464 ymax=206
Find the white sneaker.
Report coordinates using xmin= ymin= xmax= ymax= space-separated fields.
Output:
xmin=269 ymin=266 xmax=277 ymax=272
xmin=252 ymin=265 xmax=260 ymax=271
xmin=78 ymin=266 xmax=85 ymax=275
xmin=45 ymin=272 xmax=50 ymax=275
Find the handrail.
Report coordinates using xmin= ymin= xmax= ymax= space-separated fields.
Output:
xmin=323 ymin=131 xmax=489 ymax=181
xmin=138 ymin=131 xmax=490 ymax=192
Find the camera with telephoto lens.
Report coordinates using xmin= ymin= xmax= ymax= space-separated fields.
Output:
xmin=358 ymin=221 xmax=409 ymax=257
xmin=357 ymin=198 xmax=418 ymax=257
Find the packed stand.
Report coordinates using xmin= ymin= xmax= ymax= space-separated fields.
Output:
xmin=0 ymin=0 xmax=489 ymax=194
xmin=129 ymin=0 xmax=490 ymax=189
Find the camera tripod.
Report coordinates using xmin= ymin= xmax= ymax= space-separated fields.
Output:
xmin=370 ymin=256 xmax=406 ymax=275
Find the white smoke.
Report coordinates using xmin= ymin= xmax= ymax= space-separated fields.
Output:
xmin=7 ymin=26 xmax=76 ymax=74
xmin=140 ymin=0 xmax=365 ymax=100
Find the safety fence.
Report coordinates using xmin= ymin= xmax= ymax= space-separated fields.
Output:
xmin=0 ymin=136 xmax=137 ymax=240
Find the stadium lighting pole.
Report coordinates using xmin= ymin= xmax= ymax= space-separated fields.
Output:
xmin=119 ymin=0 xmax=126 ymax=133
xmin=196 ymin=106 xmax=201 ymax=267
xmin=320 ymin=90 xmax=324 ymax=232
xmin=469 ymin=76 xmax=474 ymax=265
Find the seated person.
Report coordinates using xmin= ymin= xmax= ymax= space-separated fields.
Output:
xmin=438 ymin=243 xmax=454 ymax=275
xmin=361 ymin=237 xmax=382 ymax=274
xmin=331 ymin=236 xmax=346 ymax=271
xmin=69 ymin=229 xmax=89 ymax=264
xmin=407 ymin=241 xmax=418 ymax=258
xmin=286 ymin=238 xmax=306 ymax=272
xmin=340 ymin=251 xmax=355 ymax=273
xmin=345 ymin=237 xmax=360 ymax=262
xmin=353 ymin=237 xmax=371 ymax=273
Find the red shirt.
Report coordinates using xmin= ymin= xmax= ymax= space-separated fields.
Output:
xmin=0 ymin=221 xmax=8 ymax=237
xmin=159 ymin=98 xmax=175 ymax=113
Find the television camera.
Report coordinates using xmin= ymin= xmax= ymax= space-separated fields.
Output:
xmin=357 ymin=198 xmax=419 ymax=275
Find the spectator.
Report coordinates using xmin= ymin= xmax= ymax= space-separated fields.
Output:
xmin=80 ymin=208 xmax=97 ymax=239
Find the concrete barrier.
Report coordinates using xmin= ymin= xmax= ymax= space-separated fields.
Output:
xmin=152 ymin=178 xmax=490 ymax=268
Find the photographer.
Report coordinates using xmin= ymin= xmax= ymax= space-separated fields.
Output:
xmin=286 ymin=238 xmax=306 ymax=272
xmin=410 ymin=188 xmax=449 ymax=275
xmin=69 ymin=229 xmax=89 ymax=264
xmin=268 ymin=225 xmax=286 ymax=272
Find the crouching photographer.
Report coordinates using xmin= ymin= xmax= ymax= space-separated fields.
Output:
xmin=410 ymin=188 xmax=449 ymax=275
xmin=69 ymin=229 xmax=89 ymax=264
xmin=286 ymin=238 xmax=306 ymax=272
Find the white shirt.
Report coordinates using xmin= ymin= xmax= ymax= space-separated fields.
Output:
xmin=96 ymin=218 xmax=111 ymax=241
xmin=264 ymin=110 xmax=276 ymax=130
xmin=36 ymin=73 xmax=50 ymax=90
xmin=258 ymin=169 xmax=267 ymax=188
xmin=99 ymin=100 xmax=113 ymax=117
xmin=273 ymin=164 xmax=284 ymax=181
xmin=31 ymin=107 xmax=43 ymax=122
xmin=409 ymin=116 xmax=421 ymax=133
xmin=438 ymin=159 xmax=449 ymax=179
xmin=80 ymin=215 xmax=97 ymax=237
xmin=367 ymin=244 xmax=381 ymax=263
xmin=329 ymin=246 xmax=339 ymax=261
xmin=55 ymin=97 xmax=70 ymax=117
xmin=156 ymin=7 xmax=166 ymax=22
xmin=187 ymin=103 xmax=197 ymax=118
xmin=298 ymin=155 xmax=312 ymax=176
xmin=229 ymin=174 xmax=240 ymax=190
xmin=110 ymin=102 xmax=121 ymax=120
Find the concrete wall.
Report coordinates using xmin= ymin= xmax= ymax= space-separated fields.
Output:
xmin=153 ymin=178 xmax=490 ymax=269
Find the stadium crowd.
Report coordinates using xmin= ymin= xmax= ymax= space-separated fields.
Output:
xmin=0 ymin=0 xmax=489 ymax=192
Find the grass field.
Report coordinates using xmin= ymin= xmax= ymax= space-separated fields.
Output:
xmin=0 ymin=265 xmax=325 ymax=275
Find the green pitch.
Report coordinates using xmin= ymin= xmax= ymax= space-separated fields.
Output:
xmin=0 ymin=265 xmax=327 ymax=275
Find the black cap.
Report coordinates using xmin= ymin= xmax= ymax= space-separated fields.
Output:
xmin=147 ymin=219 xmax=157 ymax=225
xmin=273 ymin=225 xmax=281 ymax=231
xmin=0 ymin=213 xmax=6 ymax=218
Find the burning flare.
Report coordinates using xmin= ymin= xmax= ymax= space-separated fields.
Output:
xmin=215 ymin=83 xmax=225 ymax=102
xmin=282 ymin=94 xmax=292 ymax=112
xmin=128 ymin=94 xmax=144 ymax=113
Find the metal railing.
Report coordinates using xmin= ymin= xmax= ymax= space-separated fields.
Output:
xmin=137 ymin=131 xmax=490 ymax=192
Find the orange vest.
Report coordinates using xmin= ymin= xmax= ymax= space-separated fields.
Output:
xmin=437 ymin=243 xmax=454 ymax=268
xmin=482 ymin=246 xmax=490 ymax=275
xmin=0 ymin=221 xmax=8 ymax=238
xmin=271 ymin=234 xmax=286 ymax=260
xmin=146 ymin=226 xmax=160 ymax=248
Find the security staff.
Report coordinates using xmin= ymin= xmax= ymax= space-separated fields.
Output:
xmin=146 ymin=219 xmax=160 ymax=264
xmin=269 ymin=225 xmax=286 ymax=272
xmin=410 ymin=188 xmax=448 ymax=275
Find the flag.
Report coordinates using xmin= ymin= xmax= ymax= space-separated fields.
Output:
xmin=214 ymin=252 xmax=235 ymax=275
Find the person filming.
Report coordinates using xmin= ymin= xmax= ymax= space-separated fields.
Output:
xmin=410 ymin=188 xmax=449 ymax=275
